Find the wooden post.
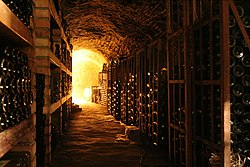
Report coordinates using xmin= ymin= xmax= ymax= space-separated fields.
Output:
xmin=221 ymin=0 xmax=231 ymax=166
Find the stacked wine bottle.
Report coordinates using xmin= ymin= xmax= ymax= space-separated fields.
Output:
xmin=50 ymin=68 xmax=60 ymax=103
xmin=0 ymin=46 xmax=33 ymax=132
xmin=127 ymin=74 xmax=136 ymax=126
xmin=111 ymin=81 xmax=121 ymax=120
xmin=230 ymin=5 xmax=250 ymax=165
xmin=2 ymin=0 xmax=33 ymax=28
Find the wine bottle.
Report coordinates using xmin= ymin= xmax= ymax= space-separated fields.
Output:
xmin=229 ymin=15 xmax=236 ymax=28
xmin=27 ymin=66 xmax=31 ymax=79
xmin=236 ymin=5 xmax=244 ymax=18
xmin=0 ymin=58 xmax=10 ymax=77
xmin=241 ymin=55 xmax=250 ymax=67
xmin=0 ymin=112 xmax=8 ymax=131
xmin=233 ymin=65 xmax=245 ymax=77
xmin=241 ymin=131 xmax=250 ymax=144
xmin=231 ymin=113 xmax=237 ymax=126
xmin=232 ymin=27 xmax=242 ymax=39
xmin=28 ymin=92 xmax=33 ymax=105
xmin=242 ymin=112 xmax=250 ymax=124
xmin=230 ymin=56 xmax=236 ymax=68
xmin=244 ymin=150 xmax=250 ymax=165
xmin=9 ymin=93 xmax=18 ymax=110
xmin=242 ymin=15 xmax=250 ymax=28
xmin=242 ymin=75 xmax=250 ymax=87
xmin=232 ymin=122 xmax=245 ymax=135
xmin=242 ymin=94 xmax=250 ymax=106
xmin=1 ymin=94 xmax=9 ymax=113
xmin=0 ymin=76 xmax=6 ymax=96
xmin=22 ymin=53 xmax=28 ymax=66
xmin=230 ymin=75 xmax=236 ymax=87
xmin=233 ymin=46 xmax=244 ymax=58
xmin=233 ymin=103 xmax=245 ymax=116
xmin=6 ymin=111 xmax=15 ymax=127
xmin=232 ymin=84 xmax=244 ymax=97
xmin=22 ymin=65 xmax=28 ymax=78
xmin=4 ymin=77 xmax=12 ymax=93
xmin=233 ymin=141 xmax=246 ymax=153
xmin=231 ymin=131 xmax=238 ymax=145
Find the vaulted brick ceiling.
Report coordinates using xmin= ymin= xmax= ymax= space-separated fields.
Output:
xmin=61 ymin=0 xmax=166 ymax=60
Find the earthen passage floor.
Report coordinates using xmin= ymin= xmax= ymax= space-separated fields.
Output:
xmin=50 ymin=102 xmax=170 ymax=167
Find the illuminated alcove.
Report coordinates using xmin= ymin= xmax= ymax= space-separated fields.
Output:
xmin=72 ymin=49 xmax=108 ymax=104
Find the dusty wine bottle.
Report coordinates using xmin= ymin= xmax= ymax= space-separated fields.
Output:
xmin=232 ymin=122 xmax=245 ymax=135
xmin=242 ymin=75 xmax=250 ymax=87
xmin=232 ymin=46 xmax=244 ymax=58
xmin=0 ymin=58 xmax=10 ymax=77
xmin=231 ymin=75 xmax=236 ymax=87
xmin=0 ymin=76 xmax=6 ymax=96
xmin=236 ymin=5 xmax=244 ymax=17
xmin=242 ymin=112 xmax=250 ymax=124
xmin=242 ymin=94 xmax=250 ymax=106
xmin=230 ymin=56 xmax=236 ymax=68
xmin=231 ymin=131 xmax=238 ymax=145
xmin=229 ymin=15 xmax=236 ymax=28
xmin=241 ymin=55 xmax=250 ymax=67
xmin=233 ymin=103 xmax=245 ymax=116
xmin=242 ymin=15 xmax=250 ymax=28
xmin=233 ymin=84 xmax=244 ymax=97
xmin=233 ymin=141 xmax=246 ymax=153
xmin=233 ymin=65 xmax=245 ymax=77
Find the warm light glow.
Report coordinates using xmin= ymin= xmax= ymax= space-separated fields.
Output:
xmin=84 ymin=88 xmax=92 ymax=100
xmin=72 ymin=49 xmax=107 ymax=104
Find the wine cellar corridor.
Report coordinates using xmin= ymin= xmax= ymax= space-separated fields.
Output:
xmin=0 ymin=0 xmax=250 ymax=167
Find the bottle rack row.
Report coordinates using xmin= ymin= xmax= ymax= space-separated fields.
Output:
xmin=167 ymin=0 xmax=249 ymax=166
xmin=108 ymin=39 xmax=168 ymax=146
xmin=2 ymin=0 xmax=33 ymax=28
xmin=108 ymin=0 xmax=249 ymax=166
xmin=0 ymin=0 xmax=35 ymax=166
xmin=33 ymin=0 xmax=72 ymax=166
xmin=50 ymin=65 xmax=72 ymax=105
xmin=0 ymin=0 xmax=72 ymax=166
xmin=98 ymin=70 xmax=108 ymax=106
xmin=51 ymin=28 xmax=72 ymax=72
xmin=0 ymin=46 xmax=33 ymax=132
xmin=229 ymin=2 xmax=250 ymax=166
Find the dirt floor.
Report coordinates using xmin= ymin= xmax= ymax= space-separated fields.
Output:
xmin=50 ymin=102 xmax=170 ymax=167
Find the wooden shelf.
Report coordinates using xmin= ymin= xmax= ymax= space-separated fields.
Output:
xmin=67 ymin=69 xmax=72 ymax=76
xmin=60 ymin=63 xmax=68 ymax=74
xmin=49 ymin=94 xmax=72 ymax=114
xmin=61 ymin=31 xmax=71 ymax=53
xmin=0 ymin=116 xmax=34 ymax=158
xmin=0 ymin=0 xmax=33 ymax=46
xmin=49 ymin=0 xmax=71 ymax=54
xmin=49 ymin=50 xmax=72 ymax=76
xmin=195 ymin=80 xmax=220 ymax=85
xmin=49 ymin=50 xmax=61 ymax=67
xmin=169 ymin=80 xmax=185 ymax=84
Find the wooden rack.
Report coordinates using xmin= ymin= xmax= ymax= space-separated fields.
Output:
xmin=108 ymin=0 xmax=249 ymax=166
xmin=109 ymin=37 xmax=168 ymax=146
xmin=33 ymin=0 xmax=72 ymax=166
xmin=0 ymin=0 xmax=36 ymax=166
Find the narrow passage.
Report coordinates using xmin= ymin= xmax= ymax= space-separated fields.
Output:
xmin=50 ymin=102 xmax=169 ymax=167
